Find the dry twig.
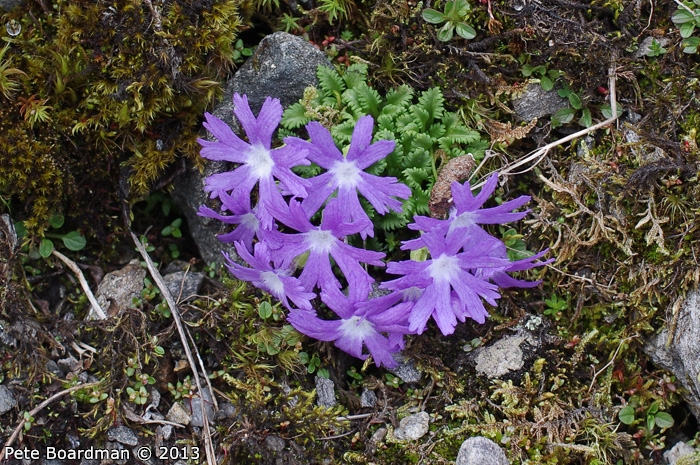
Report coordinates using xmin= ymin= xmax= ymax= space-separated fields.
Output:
xmin=52 ymin=249 xmax=106 ymax=320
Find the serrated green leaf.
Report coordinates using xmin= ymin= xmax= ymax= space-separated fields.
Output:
xmin=61 ymin=231 xmax=87 ymax=251
xmin=422 ymin=8 xmax=446 ymax=24
xmin=354 ymin=83 xmax=382 ymax=118
xmin=317 ymin=66 xmax=345 ymax=98
xmin=418 ymin=88 xmax=445 ymax=126
xmin=281 ymin=102 xmax=310 ymax=129
xmin=40 ymin=239 xmax=54 ymax=258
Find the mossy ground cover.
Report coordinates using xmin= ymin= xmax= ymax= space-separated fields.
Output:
xmin=1 ymin=1 xmax=700 ymax=464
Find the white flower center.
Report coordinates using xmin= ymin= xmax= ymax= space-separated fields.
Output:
xmin=240 ymin=212 xmax=259 ymax=231
xmin=330 ymin=159 xmax=361 ymax=189
xmin=260 ymin=271 xmax=284 ymax=297
xmin=339 ymin=316 xmax=375 ymax=340
xmin=449 ymin=212 xmax=475 ymax=232
xmin=305 ymin=229 xmax=336 ymax=254
xmin=427 ymin=254 xmax=460 ymax=282
xmin=247 ymin=144 xmax=274 ymax=179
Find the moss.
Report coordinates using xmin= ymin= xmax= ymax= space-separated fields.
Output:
xmin=0 ymin=0 xmax=251 ymax=238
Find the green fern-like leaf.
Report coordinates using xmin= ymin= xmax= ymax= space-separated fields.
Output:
xmin=417 ymin=87 xmax=445 ymax=127
xmin=281 ymin=102 xmax=310 ymax=129
xmin=402 ymin=167 xmax=431 ymax=190
xmin=383 ymin=85 xmax=414 ymax=115
xmin=352 ymin=83 xmax=382 ymax=118
xmin=317 ymin=65 xmax=345 ymax=100
xmin=376 ymin=211 xmax=409 ymax=231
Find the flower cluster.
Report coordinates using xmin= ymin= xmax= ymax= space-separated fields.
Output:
xmin=198 ymin=93 xmax=550 ymax=368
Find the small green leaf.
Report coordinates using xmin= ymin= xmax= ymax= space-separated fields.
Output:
xmin=540 ymin=76 xmax=554 ymax=91
xmin=683 ymin=36 xmax=700 ymax=53
xmin=553 ymin=107 xmax=576 ymax=124
xmin=600 ymin=104 xmax=623 ymax=119
xmin=421 ymin=8 xmax=446 ymax=24
xmin=672 ymin=9 xmax=695 ymax=26
xmin=679 ymin=21 xmax=696 ymax=38
xmin=619 ymin=405 xmax=636 ymax=425
xmin=568 ymin=92 xmax=582 ymax=109
xmin=521 ymin=64 xmax=534 ymax=77
xmin=162 ymin=225 xmax=172 ymax=236
xmin=39 ymin=239 xmax=54 ymax=258
xmin=14 ymin=221 xmax=27 ymax=238
xmin=61 ymin=231 xmax=87 ymax=251
xmin=154 ymin=346 xmax=165 ymax=356
xmin=654 ymin=412 xmax=674 ymax=429
xmin=49 ymin=214 xmax=65 ymax=229
xmin=455 ymin=22 xmax=476 ymax=40
xmin=579 ymin=108 xmax=592 ymax=127
xmin=259 ymin=301 xmax=273 ymax=320
xmin=437 ymin=22 xmax=455 ymax=42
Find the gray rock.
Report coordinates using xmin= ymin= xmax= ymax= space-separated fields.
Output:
xmin=512 ymin=82 xmax=568 ymax=121
xmin=163 ymin=271 xmax=204 ymax=303
xmin=216 ymin=402 xmax=237 ymax=420
xmin=166 ymin=402 xmax=191 ymax=426
xmin=360 ymin=389 xmax=377 ymax=408
xmin=474 ymin=331 xmax=538 ymax=379
xmin=664 ymin=441 xmax=699 ymax=465
xmin=107 ymin=426 xmax=139 ymax=446
xmin=159 ymin=424 xmax=173 ymax=441
xmin=393 ymin=411 xmax=430 ymax=441
xmin=0 ymin=319 xmax=17 ymax=348
xmin=0 ymin=385 xmax=16 ymax=414
xmin=170 ymin=32 xmax=331 ymax=266
xmin=94 ymin=259 xmax=146 ymax=319
xmin=57 ymin=355 xmax=81 ymax=374
xmin=389 ymin=354 xmax=422 ymax=383
xmin=644 ymin=289 xmax=700 ymax=422
xmin=315 ymin=376 xmax=336 ymax=408
xmin=227 ymin=31 xmax=332 ymax=113
xmin=456 ymin=436 xmax=509 ymax=465
xmin=265 ymin=435 xmax=286 ymax=452
xmin=0 ymin=1 xmax=24 ymax=13
xmin=184 ymin=387 xmax=215 ymax=427
xmin=46 ymin=360 xmax=63 ymax=378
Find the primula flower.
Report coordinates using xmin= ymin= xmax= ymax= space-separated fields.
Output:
xmin=288 ymin=286 xmax=410 ymax=368
xmin=381 ymin=229 xmax=509 ymax=335
xmin=197 ymin=191 xmax=276 ymax=253
xmin=406 ymin=173 xmax=531 ymax=250
xmin=287 ymin=116 xmax=411 ymax=238
xmin=224 ymin=241 xmax=315 ymax=311
xmin=270 ymin=199 xmax=385 ymax=295
xmin=198 ymin=93 xmax=311 ymax=229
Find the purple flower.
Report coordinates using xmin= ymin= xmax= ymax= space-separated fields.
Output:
xmin=198 ymin=93 xmax=311 ymax=229
xmin=406 ymin=173 xmax=530 ymax=250
xmin=224 ymin=241 xmax=315 ymax=311
xmin=197 ymin=191 xmax=277 ymax=253
xmin=480 ymin=249 xmax=553 ymax=289
xmin=288 ymin=286 xmax=410 ymax=368
xmin=270 ymin=199 xmax=385 ymax=295
xmin=381 ymin=228 xmax=509 ymax=335
xmin=287 ymin=116 xmax=411 ymax=238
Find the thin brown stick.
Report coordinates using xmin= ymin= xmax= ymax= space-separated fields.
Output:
xmin=0 ymin=382 xmax=100 ymax=461
xmin=129 ymin=231 xmax=217 ymax=465
xmin=52 ymin=250 xmax=106 ymax=320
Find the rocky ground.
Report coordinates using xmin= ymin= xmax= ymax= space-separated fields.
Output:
xmin=2 ymin=1 xmax=700 ymax=464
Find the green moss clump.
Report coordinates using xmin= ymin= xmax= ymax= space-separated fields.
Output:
xmin=0 ymin=0 xmax=252 ymax=237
